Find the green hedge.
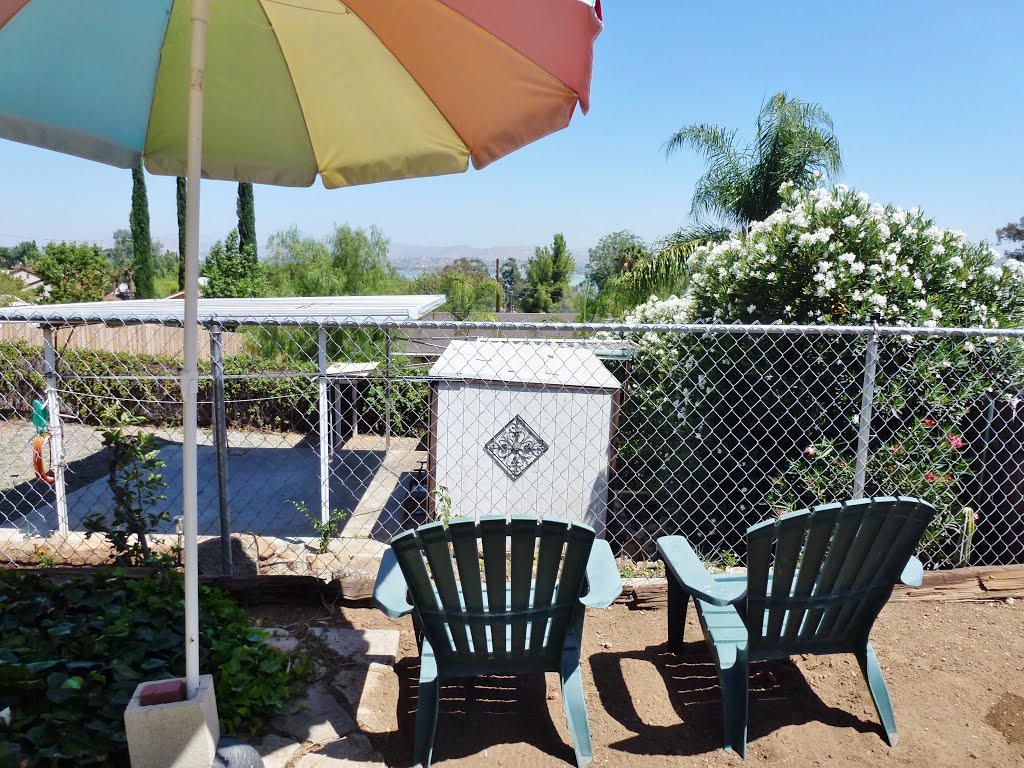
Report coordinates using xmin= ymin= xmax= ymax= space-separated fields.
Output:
xmin=0 ymin=341 xmax=429 ymax=437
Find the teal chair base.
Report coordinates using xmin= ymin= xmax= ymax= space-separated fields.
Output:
xmin=410 ymin=629 xmax=596 ymax=768
xmin=659 ymin=497 xmax=935 ymax=759
xmin=674 ymin=583 xmax=902 ymax=758
xmin=375 ymin=516 xmax=622 ymax=768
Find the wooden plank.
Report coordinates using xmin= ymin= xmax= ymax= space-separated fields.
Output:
xmin=9 ymin=568 xmax=378 ymax=602
xmin=0 ymin=321 xmax=245 ymax=360
xmin=617 ymin=565 xmax=1024 ymax=608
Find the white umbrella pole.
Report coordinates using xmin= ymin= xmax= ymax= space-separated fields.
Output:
xmin=183 ymin=0 xmax=209 ymax=700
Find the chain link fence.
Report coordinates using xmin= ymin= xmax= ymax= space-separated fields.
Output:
xmin=2 ymin=311 xmax=1023 ymax=578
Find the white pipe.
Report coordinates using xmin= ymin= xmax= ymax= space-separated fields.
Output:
xmin=318 ymin=327 xmax=330 ymax=525
xmin=42 ymin=327 xmax=68 ymax=535
xmin=183 ymin=0 xmax=209 ymax=701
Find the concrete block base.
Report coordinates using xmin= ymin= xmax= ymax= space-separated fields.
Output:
xmin=124 ymin=675 xmax=220 ymax=768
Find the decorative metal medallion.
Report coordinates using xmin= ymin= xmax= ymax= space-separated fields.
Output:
xmin=484 ymin=415 xmax=549 ymax=481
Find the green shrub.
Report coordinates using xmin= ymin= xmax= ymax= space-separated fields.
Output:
xmin=0 ymin=570 xmax=309 ymax=767
xmin=83 ymin=407 xmax=176 ymax=568
xmin=0 ymin=342 xmax=428 ymax=437
xmin=618 ymin=185 xmax=1024 ymax=563
xmin=362 ymin=371 xmax=430 ymax=436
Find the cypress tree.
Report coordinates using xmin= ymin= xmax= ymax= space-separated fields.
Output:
xmin=237 ymin=182 xmax=256 ymax=258
xmin=549 ymin=233 xmax=575 ymax=305
xmin=176 ymin=176 xmax=187 ymax=291
xmin=130 ymin=160 xmax=155 ymax=299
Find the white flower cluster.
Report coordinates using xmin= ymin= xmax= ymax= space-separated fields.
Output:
xmin=633 ymin=185 xmax=1024 ymax=330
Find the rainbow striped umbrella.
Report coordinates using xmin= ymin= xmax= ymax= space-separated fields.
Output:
xmin=0 ymin=0 xmax=602 ymax=701
xmin=0 ymin=0 xmax=602 ymax=187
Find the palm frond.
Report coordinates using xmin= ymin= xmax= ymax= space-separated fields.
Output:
xmin=615 ymin=225 xmax=732 ymax=305
xmin=664 ymin=124 xmax=739 ymax=166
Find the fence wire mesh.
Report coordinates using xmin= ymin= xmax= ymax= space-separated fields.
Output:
xmin=2 ymin=313 xmax=1023 ymax=578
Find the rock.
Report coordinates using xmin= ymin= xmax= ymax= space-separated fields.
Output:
xmin=331 ymin=663 xmax=399 ymax=733
xmin=294 ymin=734 xmax=384 ymax=768
xmin=214 ymin=739 xmax=265 ymax=768
xmin=254 ymin=734 xmax=301 ymax=768
xmin=264 ymin=627 xmax=300 ymax=656
xmin=311 ymin=628 xmax=399 ymax=666
xmin=269 ymin=684 xmax=356 ymax=746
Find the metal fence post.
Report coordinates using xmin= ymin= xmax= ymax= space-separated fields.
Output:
xmin=209 ymin=324 xmax=232 ymax=575
xmin=385 ymin=328 xmax=392 ymax=453
xmin=317 ymin=326 xmax=331 ymax=525
xmin=41 ymin=327 xmax=68 ymax=536
xmin=852 ymin=322 xmax=879 ymax=499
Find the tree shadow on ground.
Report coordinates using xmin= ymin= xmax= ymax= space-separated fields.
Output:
xmin=589 ymin=639 xmax=884 ymax=758
xmin=372 ymin=657 xmax=576 ymax=768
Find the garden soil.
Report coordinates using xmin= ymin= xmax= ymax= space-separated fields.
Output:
xmin=249 ymin=597 xmax=1024 ymax=767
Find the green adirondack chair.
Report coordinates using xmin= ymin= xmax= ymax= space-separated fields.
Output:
xmin=373 ymin=515 xmax=623 ymax=768
xmin=657 ymin=496 xmax=935 ymax=759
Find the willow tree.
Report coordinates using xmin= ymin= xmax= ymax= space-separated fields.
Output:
xmin=620 ymin=92 xmax=842 ymax=302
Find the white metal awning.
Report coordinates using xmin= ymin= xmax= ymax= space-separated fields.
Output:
xmin=0 ymin=295 xmax=446 ymax=328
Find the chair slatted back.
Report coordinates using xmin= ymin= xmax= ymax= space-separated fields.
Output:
xmin=745 ymin=496 xmax=934 ymax=656
xmin=390 ymin=515 xmax=595 ymax=669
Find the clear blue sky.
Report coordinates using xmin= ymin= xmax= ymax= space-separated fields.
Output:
xmin=1 ymin=1 xmax=1021 ymax=256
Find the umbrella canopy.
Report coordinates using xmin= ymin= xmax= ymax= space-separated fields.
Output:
xmin=0 ymin=0 xmax=601 ymax=701
xmin=0 ymin=0 xmax=602 ymax=187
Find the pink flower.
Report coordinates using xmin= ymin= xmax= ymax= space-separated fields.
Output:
xmin=944 ymin=474 xmax=954 ymax=484
xmin=947 ymin=434 xmax=965 ymax=449
xmin=837 ymin=460 xmax=846 ymax=468
xmin=974 ymin=512 xmax=980 ymax=522
xmin=803 ymin=446 xmax=817 ymax=457
xmin=923 ymin=418 xmax=936 ymax=428
xmin=924 ymin=472 xmax=938 ymax=482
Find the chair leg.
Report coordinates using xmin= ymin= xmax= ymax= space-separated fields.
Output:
xmin=667 ymin=574 xmax=689 ymax=653
xmin=856 ymin=642 xmax=899 ymax=746
xmin=414 ymin=641 xmax=441 ymax=768
xmin=561 ymin=633 xmax=594 ymax=768
xmin=718 ymin=647 xmax=749 ymax=759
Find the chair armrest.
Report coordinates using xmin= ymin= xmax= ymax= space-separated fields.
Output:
xmin=657 ymin=536 xmax=747 ymax=607
xmin=579 ymin=539 xmax=623 ymax=609
xmin=900 ymin=555 xmax=924 ymax=587
xmin=373 ymin=549 xmax=414 ymax=619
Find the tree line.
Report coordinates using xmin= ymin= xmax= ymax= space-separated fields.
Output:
xmin=5 ymin=90 xmax=1020 ymax=320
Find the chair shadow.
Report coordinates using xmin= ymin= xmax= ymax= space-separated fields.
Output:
xmin=589 ymin=639 xmax=884 ymax=758
xmin=372 ymin=656 xmax=577 ymax=768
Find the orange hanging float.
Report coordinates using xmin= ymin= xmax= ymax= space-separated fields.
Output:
xmin=33 ymin=432 xmax=55 ymax=484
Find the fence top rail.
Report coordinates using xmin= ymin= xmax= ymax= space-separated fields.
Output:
xmin=2 ymin=304 xmax=1024 ymax=339
xmin=0 ymin=295 xmax=446 ymax=328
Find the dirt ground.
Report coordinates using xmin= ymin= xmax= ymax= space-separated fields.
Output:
xmin=248 ymin=597 xmax=1024 ymax=768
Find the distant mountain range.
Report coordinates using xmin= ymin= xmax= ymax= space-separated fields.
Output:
xmin=388 ymin=242 xmax=589 ymax=275
xmin=136 ymin=237 xmax=591 ymax=275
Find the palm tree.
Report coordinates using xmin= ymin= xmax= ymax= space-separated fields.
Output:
xmin=621 ymin=92 xmax=842 ymax=301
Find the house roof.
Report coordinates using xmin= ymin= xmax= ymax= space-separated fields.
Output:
xmin=429 ymin=339 xmax=620 ymax=390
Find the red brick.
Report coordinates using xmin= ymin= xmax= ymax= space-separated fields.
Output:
xmin=139 ymin=679 xmax=186 ymax=706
